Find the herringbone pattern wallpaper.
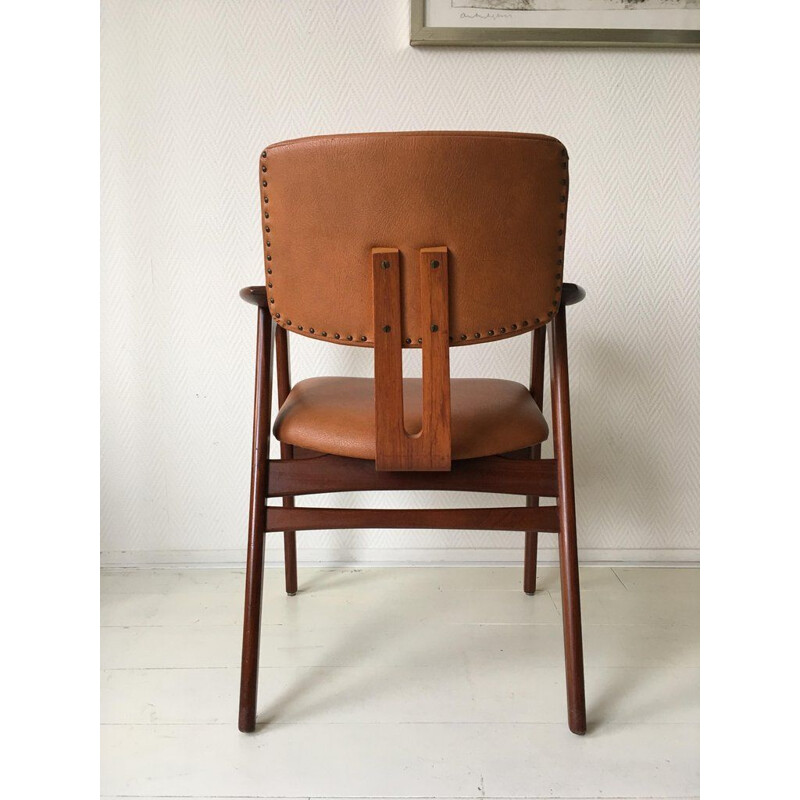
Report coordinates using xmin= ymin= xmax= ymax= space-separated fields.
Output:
xmin=100 ymin=0 xmax=699 ymax=565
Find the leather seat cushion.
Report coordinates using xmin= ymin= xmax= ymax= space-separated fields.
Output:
xmin=273 ymin=377 xmax=548 ymax=462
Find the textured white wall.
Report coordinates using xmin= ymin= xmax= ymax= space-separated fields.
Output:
xmin=100 ymin=0 xmax=698 ymax=566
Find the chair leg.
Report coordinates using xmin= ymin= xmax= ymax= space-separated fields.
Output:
xmin=549 ymin=306 xmax=587 ymax=735
xmin=523 ymin=529 xmax=538 ymax=595
xmin=239 ymin=511 xmax=266 ymax=732
xmin=239 ymin=308 xmax=273 ymax=733
xmin=524 ymin=444 xmax=542 ymax=595
xmin=275 ymin=326 xmax=298 ymax=597
xmin=525 ymin=326 xmax=547 ymax=595
xmin=281 ymin=445 xmax=298 ymax=596
xmin=283 ymin=532 xmax=297 ymax=595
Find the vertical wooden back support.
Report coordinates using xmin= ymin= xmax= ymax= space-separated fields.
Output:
xmin=372 ymin=247 xmax=452 ymax=471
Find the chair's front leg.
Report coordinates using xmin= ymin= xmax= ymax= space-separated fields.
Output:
xmin=280 ymin=443 xmax=298 ymax=596
xmin=524 ymin=325 xmax=547 ymax=595
xmin=275 ymin=325 xmax=298 ymax=596
xmin=549 ymin=305 xmax=587 ymax=735
xmin=239 ymin=308 xmax=274 ymax=733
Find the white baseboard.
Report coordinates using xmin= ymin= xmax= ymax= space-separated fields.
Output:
xmin=100 ymin=547 xmax=699 ymax=569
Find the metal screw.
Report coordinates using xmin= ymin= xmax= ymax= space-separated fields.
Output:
xmin=360 ymin=336 xmax=367 ymax=342
xmin=381 ymin=260 xmax=390 ymax=269
xmin=430 ymin=324 xmax=438 ymax=332
xmin=383 ymin=325 xmax=391 ymax=333
xmin=431 ymin=260 xmax=440 ymax=269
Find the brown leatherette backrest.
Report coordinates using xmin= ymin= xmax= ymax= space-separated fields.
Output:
xmin=260 ymin=131 xmax=568 ymax=347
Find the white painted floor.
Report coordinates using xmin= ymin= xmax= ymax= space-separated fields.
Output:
xmin=101 ymin=566 xmax=699 ymax=799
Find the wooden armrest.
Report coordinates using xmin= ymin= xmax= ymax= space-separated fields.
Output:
xmin=242 ymin=283 xmax=585 ymax=310
xmin=562 ymin=283 xmax=586 ymax=306
xmin=240 ymin=286 xmax=268 ymax=306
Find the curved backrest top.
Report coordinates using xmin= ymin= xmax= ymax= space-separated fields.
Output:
xmin=260 ymin=131 xmax=568 ymax=347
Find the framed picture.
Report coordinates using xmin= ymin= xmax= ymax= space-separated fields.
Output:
xmin=410 ymin=0 xmax=700 ymax=48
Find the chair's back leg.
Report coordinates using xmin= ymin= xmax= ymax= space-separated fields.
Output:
xmin=239 ymin=309 xmax=274 ymax=733
xmin=549 ymin=305 xmax=587 ymax=735
xmin=275 ymin=326 xmax=297 ymax=596
xmin=524 ymin=326 xmax=547 ymax=595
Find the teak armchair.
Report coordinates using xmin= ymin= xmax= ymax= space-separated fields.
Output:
xmin=238 ymin=132 xmax=587 ymax=734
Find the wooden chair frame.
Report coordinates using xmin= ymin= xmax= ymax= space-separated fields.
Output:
xmin=237 ymin=281 xmax=587 ymax=735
